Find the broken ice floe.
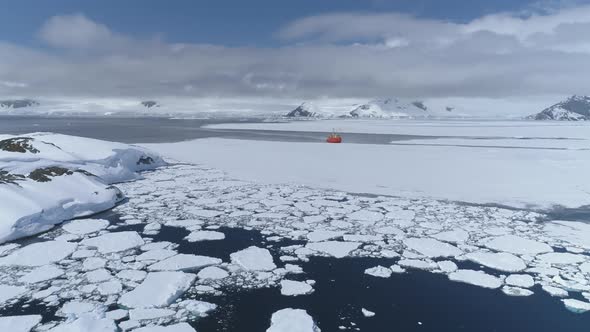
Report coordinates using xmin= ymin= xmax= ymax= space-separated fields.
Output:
xmin=2 ymin=161 xmax=590 ymax=332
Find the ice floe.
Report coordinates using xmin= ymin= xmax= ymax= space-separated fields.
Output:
xmin=562 ymin=298 xmax=590 ymax=313
xmin=280 ymin=280 xmax=314 ymax=296
xmin=48 ymin=315 xmax=117 ymax=332
xmin=364 ymin=266 xmax=392 ymax=278
xmin=62 ymin=219 xmax=109 ymax=235
xmin=81 ymin=231 xmax=144 ymax=254
xmin=0 ymin=241 xmax=77 ymax=267
xmin=505 ymin=274 xmax=535 ymax=288
xmin=185 ymin=230 xmax=225 ymax=242
xmin=306 ymin=241 xmax=360 ymax=258
xmin=197 ymin=266 xmax=229 ymax=280
xmin=230 ymin=246 xmax=277 ymax=271
xmin=449 ymin=270 xmax=503 ymax=289
xmin=485 ymin=235 xmax=552 ymax=255
xmin=19 ymin=264 xmax=64 ymax=283
xmin=403 ymin=238 xmax=462 ymax=258
xmin=133 ymin=323 xmax=196 ymax=332
xmin=361 ymin=308 xmax=375 ymax=318
xmin=465 ymin=252 xmax=527 ymax=272
xmin=118 ymin=272 xmax=196 ymax=308
xmin=267 ymin=308 xmax=321 ymax=332
xmin=0 ymin=315 xmax=41 ymax=332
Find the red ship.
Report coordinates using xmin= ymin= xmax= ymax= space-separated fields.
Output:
xmin=326 ymin=131 xmax=342 ymax=143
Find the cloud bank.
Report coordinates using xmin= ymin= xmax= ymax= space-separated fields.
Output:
xmin=1 ymin=5 xmax=590 ymax=103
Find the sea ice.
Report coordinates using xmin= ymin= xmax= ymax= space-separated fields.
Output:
xmin=148 ymin=254 xmax=222 ymax=272
xmin=85 ymin=269 xmax=113 ymax=283
xmin=542 ymin=285 xmax=569 ymax=297
xmin=306 ymin=230 xmax=344 ymax=242
xmin=230 ymin=246 xmax=277 ymax=271
xmin=537 ymin=252 xmax=586 ymax=265
xmin=432 ymin=229 xmax=469 ymax=243
xmin=98 ymin=280 xmax=122 ymax=295
xmin=136 ymin=249 xmax=177 ymax=262
xmin=0 ymin=285 xmax=27 ymax=304
xmin=0 ymin=241 xmax=77 ymax=267
xmin=449 ymin=269 xmax=503 ymax=289
xmin=117 ymin=270 xmax=147 ymax=282
xmin=187 ymin=208 xmax=224 ymax=218
xmin=267 ymin=308 xmax=321 ymax=332
xmin=59 ymin=301 xmax=103 ymax=318
xmin=502 ymin=286 xmax=534 ymax=297
xmin=105 ymin=309 xmax=128 ymax=321
xmin=197 ymin=266 xmax=229 ymax=280
xmin=505 ymin=274 xmax=535 ymax=288
xmin=437 ymin=261 xmax=458 ymax=273
xmin=177 ymin=299 xmax=217 ymax=317
xmin=0 ymin=315 xmax=41 ymax=332
xmin=485 ymin=235 xmax=552 ymax=255
xmin=364 ymin=266 xmax=392 ymax=278
xmin=185 ymin=230 xmax=225 ymax=242
xmin=62 ymin=219 xmax=109 ymax=235
xmin=81 ymin=231 xmax=144 ymax=254
xmin=562 ymin=298 xmax=590 ymax=313
xmin=361 ymin=308 xmax=375 ymax=317
xmin=398 ymin=259 xmax=437 ymax=270
xmin=305 ymin=241 xmax=361 ymax=258
xmin=132 ymin=323 xmax=196 ymax=332
xmin=47 ymin=316 xmax=117 ymax=332
xmin=19 ymin=264 xmax=64 ymax=283
xmin=465 ymin=252 xmax=527 ymax=272
xmin=280 ymin=280 xmax=314 ymax=296
xmin=129 ymin=308 xmax=175 ymax=320
xmin=118 ymin=272 xmax=196 ymax=308
xmin=348 ymin=210 xmax=383 ymax=223
xmin=83 ymin=257 xmax=107 ymax=271
xmin=403 ymin=238 xmax=462 ymax=258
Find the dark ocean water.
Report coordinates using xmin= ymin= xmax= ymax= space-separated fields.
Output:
xmin=0 ymin=116 xmax=426 ymax=144
xmin=2 ymin=211 xmax=588 ymax=332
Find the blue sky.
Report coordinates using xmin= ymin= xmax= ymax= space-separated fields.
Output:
xmin=0 ymin=0 xmax=562 ymax=47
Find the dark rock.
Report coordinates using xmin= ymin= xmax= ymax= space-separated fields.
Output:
xmin=0 ymin=170 xmax=25 ymax=185
xmin=412 ymin=101 xmax=428 ymax=111
xmin=285 ymin=103 xmax=318 ymax=117
xmin=141 ymin=101 xmax=160 ymax=108
xmin=28 ymin=167 xmax=74 ymax=182
xmin=0 ymin=99 xmax=39 ymax=108
xmin=137 ymin=156 xmax=154 ymax=165
xmin=0 ymin=137 xmax=39 ymax=153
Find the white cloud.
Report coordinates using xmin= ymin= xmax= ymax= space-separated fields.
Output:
xmin=38 ymin=13 xmax=124 ymax=50
xmin=0 ymin=8 xmax=588 ymax=109
xmin=0 ymin=80 xmax=27 ymax=88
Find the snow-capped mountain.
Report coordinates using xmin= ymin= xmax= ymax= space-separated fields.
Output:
xmin=348 ymin=98 xmax=440 ymax=118
xmin=0 ymin=99 xmax=39 ymax=109
xmin=529 ymin=95 xmax=590 ymax=121
xmin=285 ymin=102 xmax=320 ymax=118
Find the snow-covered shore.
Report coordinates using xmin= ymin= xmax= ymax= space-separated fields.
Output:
xmin=0 ymin=133 xmax=164 ymax=243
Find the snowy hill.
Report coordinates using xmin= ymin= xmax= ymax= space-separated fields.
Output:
xmin=348 ymin=98 xmax=451 ymax=118
xmin=285 ymin=102 xmax=320 ymax=118
xmin=0 ymin=133 xmax=164 ymax=243
xmin=0 ymin=99 xmax=39 ymax=109
xmin=529 ymin=95 xmax=590 ymax=121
